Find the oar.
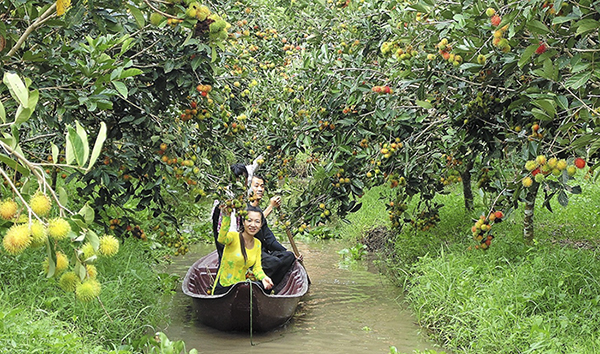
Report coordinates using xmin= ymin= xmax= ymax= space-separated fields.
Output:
xmin=285 ymin=226 xmax=311 ymax=284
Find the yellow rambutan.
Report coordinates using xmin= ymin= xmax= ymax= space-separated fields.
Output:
xmin=81 ymin=242 xmax=96 ymax=260
xmin=29 ymin=220 xmax=48 ymax=248
xmin=99 ymin=235 xmax=119 ymax=257
xmin=76 ymin=279 xmax=101 ymax=302
xmin=48 ymin=218 xmax=71 ymax=240
xmin=2 ymin=224 xmax=31 ymax=255
xmin=0 ymin=199 xmax=18 ymax=220
xmin=86 ymin=264 xmax=98 ymax=279
xmin=59 ymin=271 xmax=81 ymax=292
xmin=43 ymin=251 xmax=69 ymax=275
xmin=29 ymin=192 xmax=52 ymax=217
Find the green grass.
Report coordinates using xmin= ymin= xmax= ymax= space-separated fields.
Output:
xmin=335 ymin=177 xmax=600 ymax=353
xmin=389 ymin=179 xmax=600 ymax=353
xmin=0 ymin=239 xmax=163 ymax=351
xmin=334 ymin=184 xmax=392 ymax=240
xmin=0 ymin=296 xmax=109 ymax=354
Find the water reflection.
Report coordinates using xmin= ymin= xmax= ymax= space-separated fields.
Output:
xmin=159 ymin=240 xmax=443 ymax=354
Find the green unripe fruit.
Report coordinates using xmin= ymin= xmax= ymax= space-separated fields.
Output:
xmin=486 ymin=8 xmax=496 ymax=17
xmin=477 ymin=54 xmax=486 ymax=65
xmin=534 ymin=173 xmax=545 ymax=183
xmin=150 ymin=12 xmax=164 ymax=26
xmin=567 ymin=165 xmax=577 ymax=176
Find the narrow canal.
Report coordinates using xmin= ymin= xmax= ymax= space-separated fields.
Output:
xmin=158 ymin=240 xmax=444 ymax=353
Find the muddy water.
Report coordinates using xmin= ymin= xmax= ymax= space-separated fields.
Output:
xmin=158 ymin=240 xmax=443 ymax=354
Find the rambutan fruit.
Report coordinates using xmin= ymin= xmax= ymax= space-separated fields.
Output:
xmin=547 ymin=157 xmax=558 ymax=169
xmin=534 ymin=173 xmax=545 ymax=183
xmin=2 ymin=224 xmax=31 ymax=255
xmin=81 ymin=242 xmax=96 ymax=260
xmin=522 ymin=176 xmax=533 ymax=187
xmin=59 ymin=271 xmax=81 ymax=292
xmin=48 ymin=218 xmax=71 ymax=240
xmin=0 ymin=200 xmax=18 ymax=220
xmin=99 ymin=235 xmax=119 ymax=257
xmin=536 ymin=155 xmax=547 ymax=165
xmin=29 ymin=220 xmax=48 ymax=248
xmin=575 ymin=157 xmax=586 ymax=169
xmin=557 ymin=159 xmax=568 ymax=170
xmin=86 ymin=264 xmax=98 ymax=279
xmin=43 ymin=251 xmax=69 ymax=275
xmin=29 ymin=192 xmax=52 ymax=217
xmin=76 ymin=279 xmax=101 ymax=302
xmin=567 ymin=165 xmax=577 ymax=176
xmin=490 ymin=14 xmax=501 ymax=27
xmin=524 ymin=160 xmax=537 ymax=171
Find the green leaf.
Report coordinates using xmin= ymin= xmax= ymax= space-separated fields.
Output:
xmin=557 ymin=190 xmax=569 ymax=207
xmin=51 ymin=143 xmax=59 ymax=165
xmin=78 ymin=204 xmax=95 ymax=225
xmin=87 ymin=230 xmax=100 ymax=251
xmin=74 ymin=259 xmax=87 ymax=281
xmin=3 ymin=72 xmax=28 ymax=107
xmin=527 ymin=20 xmax=550 ymax=34
xmin=532 ymin=99 xmax=556 ymax=118
xmin=14 ymin=105 xmax=32 ymax=125
xmin=87 ymin=122 xmax=107 ymax=172
xmin=45 ymin=239 xmax=56 ymax=278
xmin=65 ymin=125 xmax=85 ymax=166
xmin=75 ymin=121 xmax=89 ymax=166
xmin=575 ymin=19 xmax=600 ymax=36
xmin=519 ymin=44 xmax=538 ymax=68
xmin=112 ymin=81 xmax=128 ymax=98
xmin=120 ymin=68 xmax=142 ymax=79
xmin=416 ymin=100 xmax=432 ymax=109
xmin=565 ymin=71 xmax=592 ymax=89
xmin=127 ymin=4 xmax=145 ymax=28
xmin=0 ymin=154 xmax=30 ymax=176
xmin=0 ymin=100 xmax=5 ymax=124
xmin=58 ymin=186 xmax=68 ymax=207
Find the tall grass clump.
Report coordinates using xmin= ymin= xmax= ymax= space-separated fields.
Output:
xmin=406 ymin=241 xmax=600 ymax=353
xmin=0 ymin=238 xmax=163 ymax=349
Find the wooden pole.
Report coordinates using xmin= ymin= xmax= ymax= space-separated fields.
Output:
xmin=285 ymin=227 xmax=311 ymax=284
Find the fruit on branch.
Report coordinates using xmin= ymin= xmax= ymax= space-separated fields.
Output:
xmin=535 ymin=43 xmax=547 ymax=54
xmin=150 ymin=12 xmax=164 ymax=26
xmin=522 ymin=176 xmax=533 ymax=187
xmin=485 ymin=8 xmax=496 ymax=16
xmin=0 ymin=199 xmax=18 ymax=220
xmin=575 ymin=157 xmax=586 ymax=169
xmin=48 ymin=218 xmax=71 ymax=240
xmin=30 ymin=191 xmax=52 ymax=217
xmin=99 ymin=235 xmax=120 ymax=257
xmin=491 ymin=14 xmax=501 ymax=27
xmin=75 ymin=279 xmax=101 ymax=302
xmin=59 ymin=272 xmax=81 ymax=292
xmin=30 ymin=220 xmax=48 ymax=247
xmin=2 ymin=224 xmax=31 ymax=255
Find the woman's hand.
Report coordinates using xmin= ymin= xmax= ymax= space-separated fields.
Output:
xmin=262 ymin=276 xmax=274 ymax=290
xmin=296 ymin=253 xmax=304 ymax=262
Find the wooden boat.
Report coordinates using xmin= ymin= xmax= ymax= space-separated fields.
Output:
xmin=182 ymin=250 xmax=309 ymax=332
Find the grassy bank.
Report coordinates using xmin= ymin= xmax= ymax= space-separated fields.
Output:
xmin=336 ymin=178 xmax=600 ymax=353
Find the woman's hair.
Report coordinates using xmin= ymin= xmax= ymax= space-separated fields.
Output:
xmin=238 ymin=205 xmax=263 ymax=262
xmin=230 ymin=163 xmax=248 ymax=182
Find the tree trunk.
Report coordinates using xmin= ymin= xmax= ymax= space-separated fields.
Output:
xmin=461 ymin=160 xmax=474 ymax=211
xmin=523 ymin=181 xmax=540 ymax=244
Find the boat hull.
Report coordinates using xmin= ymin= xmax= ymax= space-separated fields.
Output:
xmin=182 ymin=250 xmax=309 ymax=332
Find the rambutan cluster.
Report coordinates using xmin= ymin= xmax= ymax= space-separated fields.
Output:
xmin=470 ymin=211 xmax=504 ymax=250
